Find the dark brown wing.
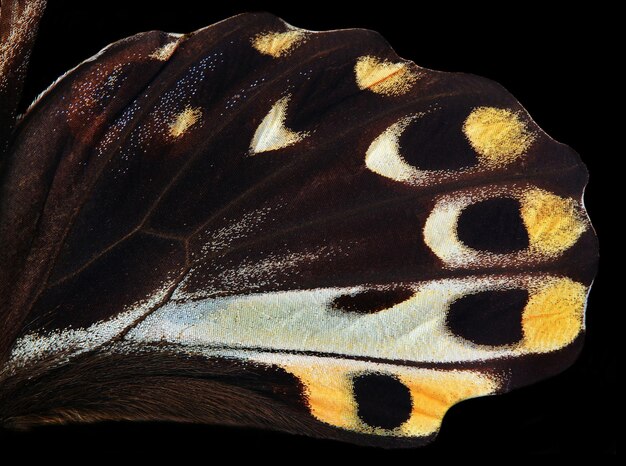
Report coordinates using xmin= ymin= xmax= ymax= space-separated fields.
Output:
xmin=0 ymin=12 xmax=598 ymax=447
xmin=0 ymin=0 xmax=46 ymax=159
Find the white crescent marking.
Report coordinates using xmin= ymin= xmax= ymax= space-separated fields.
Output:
xmin=250 ymin=95 xmax=308 ymax=154
xmin=365 ymin=115 xmax=425 ymax=183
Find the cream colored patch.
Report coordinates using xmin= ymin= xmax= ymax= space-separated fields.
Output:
xmin=423 ymin=186 xmax=588 ymax=268
xmin=126 ymin=274 xmax=588 ymax=363
xmin=250 ymin=353 xmax=497 ymax=437
xmin=150 ymin=41 xmax=179 ymax=61
xmin=250 ymin=95 xmax=308 ymax=154
xmin=169 ymin=106 xmax=202 ymax=138
xmin=520 ymin=188 xmax=586 ymax=257
xmin=423 ymin=194 xmax=475 ymax=266
xmin=252 ymin=30 xmax=306 ymax=57
xmin=463 ymin=107 xmax=535 ymax=165
xmin=365 ymin=116 xmax=423 ymax=182
xmin=355 ymin=56 xmax=419 ymax=96
xmin=521 ymin=277 xmax=586 ymax=352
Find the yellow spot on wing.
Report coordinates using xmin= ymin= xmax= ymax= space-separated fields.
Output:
xmin=463 ymin=107 xmax=535 ymax=165
xmin=286 ymin=364 xmax=355 ymax=431
xmin=355 ymin=56 xmax=419 ymax=96
xmin=283 ymin=358 xmax=497 ymax=437
xmin=150 ymin=41 xmax=178 ymax=61
xmin=520 ymin=188 xmax=587 ymax=256
xmin=250 ymin=95 xmax=308 ymax=154
xmin=169 ymin=106 xmax=202 ymax=138
xmin=522 ymin=278 xmax=586 ymax=352
xmin=252 ymin=30 xmax=306 ymax=57
xmin=397 ymin=371 xmax=497 ymax=436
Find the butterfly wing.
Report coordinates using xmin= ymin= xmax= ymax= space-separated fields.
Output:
xmin=0 ymin=0 xmax=46 ymax=158
xmin=0 ymin=13 xmax=598 ymax=447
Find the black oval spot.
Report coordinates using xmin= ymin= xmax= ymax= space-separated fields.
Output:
xmin=446 ymin=289 xmax=529 ymax=346
xmin=399 ymin=112 xmax=478 ymax=171
xmin=457 ymin=197 xmax=529 ymax=253
xmin=331 ymin=288 xmax=414 ymax=314
xmin=353 ymin=373 xmax=412 ymax=430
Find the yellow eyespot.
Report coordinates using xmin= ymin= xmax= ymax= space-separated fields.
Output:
xmin=423 ymin=186 xmax=588 ymax=268
xmin=279 ymin=355 xmax=497 ymax=437
xmin=365 ymin=107 xmax=535 ymax=187
xmin=443 ymin=276 xmax=588 ymax=354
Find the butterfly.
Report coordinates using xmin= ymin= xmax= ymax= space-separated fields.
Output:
xmin=0 ymin=1 xmax=598 ymax=448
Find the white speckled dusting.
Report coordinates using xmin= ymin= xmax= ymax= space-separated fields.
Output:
xmin=6 ymin=281 xmax=175 ymax=371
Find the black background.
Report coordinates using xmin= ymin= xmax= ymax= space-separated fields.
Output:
xmin=2 ymin=0 xmax=613 ymax=457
